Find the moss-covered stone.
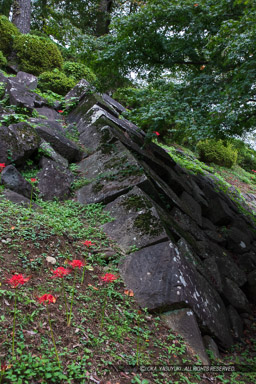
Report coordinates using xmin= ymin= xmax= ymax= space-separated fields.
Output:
xmin=13 ymin=35 xmax=63 ymax=76
xmin=0 ymin=15 xmax=20 ymax=55
xmin=122 ymin=194 xmax=152 ymax=212
xmin=134 ymin=211 xmax=163 ymax=236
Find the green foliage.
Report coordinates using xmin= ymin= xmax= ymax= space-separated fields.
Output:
xmin=238 ymin=150 xmax=256 ymax=173
xmin=38 ymin=70 xmax=76 ymax=96
xmin=33 ymin=88 xmax=64 ymax=106
xmin=0 ymin=81 xmax=5 ymax=99
xmin=0 ymin=50 xmax=7 ymax=68
xmin=0 ymin=15 xmax=20 ymax=55
xmin=96 ymin=0 xmax=256 ymax=139
xmin=197 ymin=139 xmax=237 ymax=168
xmin=13 ymin=34 xmax=63 ymax=76
xmin=62 ymin=61 xmax=96 ymax=83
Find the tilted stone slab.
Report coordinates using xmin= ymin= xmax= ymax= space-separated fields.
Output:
xmin=15 ymin=71 xmax=38 ymax=90
xmin=67 ymin=93 xmax=119 ymax=125
xmin=37 ymin=160 xmax=73 ymax=201
xmin=102 ymin=93 xmax=126 ymax=114
xmin=161 ymin=309 xmax=209 ymax=365
xmin=35 ymin=125 xmax=82 ymax=162
xmin=0 ymin=122 xmax=40 ymax=165
xmin=1 ymin=189 xmax=38 ymax=208
xmin=102 ymin=187 xmax=168 ymax=252
xmin=6 ymin=78 xmax=46 ymax=111
xmin=119 ymin=241 xmax=233 ymax=347
xmin=79 ymin=123 xmax=114 ymax=153
xmin=35 ymin=107 xmax=61 ymax=121
xmin=65 ymin=79 xmax=92 ymax=104
xmin=39 ymin=141 xmax=69 ymax=168
xmin=76 ymin=142 xmax=149 ymax=205
xmin=76 ymin=171 xmax=148 ymax=205
xmin=222 ymin=278 xmax=251 ymax=313
xmin=78 ymin=140 xmax=138 ymax=179
xmin=1 ymin=165 xmax=32 ymax=198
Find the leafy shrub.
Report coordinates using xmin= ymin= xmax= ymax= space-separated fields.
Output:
xmin=0 ymin=50 xmax=7 ymax=68
xmin=38 ymin=70 xmax=76 ymax=96
xmin=0 ymin=82 xmax=5 ymax=99
xmin=62 ymin=61 xmax=96 ymax=83
xmin=237 ymin=147 xmax=256 ymax=172
xmin=197 ymin=139 xmax=237 ymax=168
xmin=13 ymin=35 xmax=63 ymax=75
xmin=0 ymin=15 xmax=20 ymax=55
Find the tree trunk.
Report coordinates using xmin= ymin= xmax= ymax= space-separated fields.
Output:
xmin=12 ymin=0 xmax=31 ymax=34
xmin=95 ymin=0 xmax=113 ymax=37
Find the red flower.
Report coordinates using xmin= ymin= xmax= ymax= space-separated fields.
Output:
xmin=83 ymin=240 xmax=95 ymax=247
xmin=58 ymin=110 xmax=64 ymax=113
xmin=1 ymin=362 xmax=8 ymax=372
xmin=51 ymin=267 xmax=71 ymax=278
xmin=252 ymin=170 xmax=256 ymax=173
xmin=7 ymin=274 xmax=30 ymax=288
xmin=30 ymin=178 xmax=37 ymax=183
xmin=68 ymin=260 xmax=84 ymax=269
xmin=100 ymin=273 xmax=118 ymax=283
xmin=37 ymin=294 xmax=56 ymax=305
xmin=153 ymin=131 xmax=160 ymax=136
xmin=194 ymin=3 xmax=199 ymax=6
xmin=0 ymin=163 xmax=5 ymax=172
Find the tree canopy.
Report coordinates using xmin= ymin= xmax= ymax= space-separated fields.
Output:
xmin=95 ymin=0 xmax=256 ymax=141
xmin=1 ymin=0 xmax=255 ymax=141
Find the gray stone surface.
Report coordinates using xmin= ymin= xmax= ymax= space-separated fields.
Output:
xmin=102 ymin=187 xmax=168 ymax=252
xmin=0 ymin=165 xmax=32 ymax=198
xmin=0 ymin=122 xmax=40 ymax=165
xmin=35 ymin=125 xmax=82 ymax=162
xmin=65 ymin=79 xmax=92 ymax=103
xmin=37 ymin=160 xmax=73 ymax=201
xmin=203 ymin=336 xmax=220 ymax=360
xmin=76 ymin=143 xmax=148 ymax=205
xmin=246 ymin=270 xmax=256 ymax=304
xmin=15 ymin=71 xmax=38 ymax=90
xmin=35 ymin=107 xmax=61 ymax=121
xmin=120 ymin=241 xmax=233 ymax=347
xmin=6 ymin=78 xmax=46 ymax=111
xmin=206 ymin=197 xmax=235 ymax=226
xmin=161 ymin=309 xmax=209 ymax=365
xmin=223 ymin=278 xmax=251 ymax=313
xmin=39 ymin=141 xmax=69 ymax=168
xmin=227 ymin=305 xmax=244 ymax=340
xmin=1 ymin=189 xmax=38 ymax=208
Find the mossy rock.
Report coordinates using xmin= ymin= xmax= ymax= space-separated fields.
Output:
xmin=38 ymin=70 xmax=76 ymax=96
xmin=0 ymin=50 xmax=7 ymax=68
xmin=0 ymin=15 xmax=20 ymax=55
xmin=62 ymin=61 xmax=96 ymax=83
xmin=13 ymin=34 xmax=63 ymax=76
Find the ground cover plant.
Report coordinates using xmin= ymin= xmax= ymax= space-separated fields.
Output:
xmin=0 ymin=190 xmax=256 ymax=383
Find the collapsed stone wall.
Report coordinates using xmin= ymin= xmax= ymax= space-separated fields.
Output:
xmin=1 ymin=74 xmax=256 ymax=359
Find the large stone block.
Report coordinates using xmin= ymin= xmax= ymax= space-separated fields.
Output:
xmin=37 ymin=160 xmax=73 ymax=201
xmin=161 ymin=309 xmax=209 ymax=365
xmin=0 ymin=165 xmax=32 ymax=198
xmin=35 ymin=125 xmax=82 ymax=162
xmin=102 ymin=187 xmax=168 ymax=252
xmin=0 ymin=122 xmax=40 ymax=165
xmin=76 ymin=142 xmax=149 ymax=205
xmin=120 ymin=241 xmax=233 ymax=347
